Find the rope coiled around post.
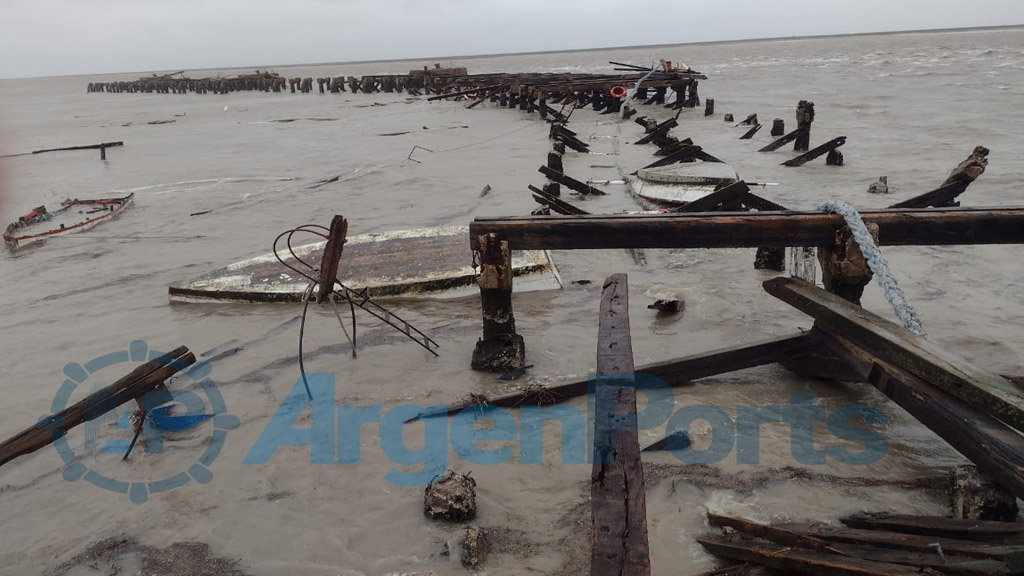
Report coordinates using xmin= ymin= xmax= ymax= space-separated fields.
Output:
xmin=818 ymin=201 xmax=927 ymax=337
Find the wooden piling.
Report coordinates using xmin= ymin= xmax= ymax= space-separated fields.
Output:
xmin=795 ymin=100 xmax=815 ymax=152
xmin=470 ymin=234 xmax=525 ymax=373
xmin=705 ymin=98 xmax=715 ymax=116
xmin=817 ymin=223 xmax=877 ymax=304
xmin=771 ymin=118 xmax=785 ymax=136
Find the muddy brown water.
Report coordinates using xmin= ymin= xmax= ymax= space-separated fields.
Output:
xmin=1 ymin=27 xmax=1023 ymax=575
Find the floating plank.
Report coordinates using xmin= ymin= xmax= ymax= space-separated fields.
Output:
xmin=0 ymin=347 xmax=192 ymax=468
xmin=782 ymin=136 xmax=847 ymax=167
xmin=697 ymin=536 xmax=926 ymax=576
xmin=591 ymin=273 xmax=650 ymax=576
xmin=539 ymin=165 xmax=607 ymax=195
xmin=841 ymin=513 xmax=1024 ymax=544
xmin=763 ymin=277 xmax=1024 ymax=433
xmin=469 ymin=206 xmax=1024 ymax=251
xmin=407 ymin=332 xmax=814 ymax=421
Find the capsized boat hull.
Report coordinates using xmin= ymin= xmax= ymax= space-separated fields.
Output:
xmin=632 ymin=161 xmax=739 ymax=206
xmin=169 ymin=225 xmax=562 ymax=303
xmin=3 ymin=194 xmax=135 ymax=249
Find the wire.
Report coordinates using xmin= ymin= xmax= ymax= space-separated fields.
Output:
xmin=298 ymin=280 xmax=316 ymax=401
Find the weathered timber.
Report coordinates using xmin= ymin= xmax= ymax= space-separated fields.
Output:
xmin=739 ymin=124 xmax=762 ymax=140
xmin=471 ymin=234 xmax=525 ymax=372
xmin=782 ymin=136 xmax=847 ymax=167
xmin=673 ymin=180 xmax=749 ymax=213
xmin=408 ymin=333 xmax=814 ymax=421
xmin=739 ymin=192 xmax=788 ymax=212
xmin=552 ymin=126 xmax=591 ymax=152
xmin=689 ymin=565 xmax=772 ymax=576
xmin=539 ymin=165 xmax=606 ymax=196
xmin=814 ymin=325 xmax=1024 ymax=501
xmin=0 ymin=347 xmax=193 ymax=468
xmin=841 ymin=513 xmax=1024 ymax=544
xmin=818 ymin=223 xmax=877 ymax=304
xmin=705 ymin=98 xmax=715 ymax=116
xmin=782 ymin=523 xmax=1024 ymax=564
xmin=891 ymin=146 xmax=990 ymax=208
xmin=771 ymin=118 xmax=785 ymax=136
xmin=826 ymin=149 xmax=845 ymax=166
xmin=317 ymin=215 xmax=348 ymax=303
xmin=528 ymin=185 xmax=589 ymax=216
xmin=763 ymin=277 xmax=1024 ymax=433
xmin=591 ymin=273 xmax=650 ymax=576
xmin=795 ymin=100 xmax=815 ymax=152
xmin=426 ymin=84 xmax=503 ymax=101
xmin=468 ymin=206 xmax=1024 ymax=251
xmin=641 ymin=144 xmax=704 ymax=169
xmin=634 ymin=118 xmax=678 ymax=145
xmin=1 ymin=141 xmax=125 ymax=159
xmin=654 ymin=138 xmax=695 ymax=156
xmin=737 ymin=114 xmax=758 ymax=126
xmin=758 ymin=129 xmax=800 ymax=152
xmin=697 ymin=536 xmax=926 ymax=576
xmin=707 ymin=514 xmax=843 ymax=554
xmin=709 ymin=515 xmax=1014 ymax=575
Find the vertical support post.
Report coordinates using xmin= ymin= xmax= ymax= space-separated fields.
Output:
xmin=471 ymin=234 xmax=525 ymax=372
xmin=795 ymin=100 xmax=815 ymax=152
xmin=100 ymin=144 xmax=106 ymax=160
xmin=545 ymin=150 xmax=563 ymax=196
xmin=771 ymin=118 xmax=785 ymax=136
xmin=704 ymin=98 xmax=715 ymax=116
xmin=817 ymin=224 xmax=877 ymax=305
xmin=317 ymin=215 xmax=348 ymax=303
xmin=592 ymin=273 xmax=651 ymax=576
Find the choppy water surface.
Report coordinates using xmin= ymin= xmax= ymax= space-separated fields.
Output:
xmin=1 ymin=28 xmax=1023 ymax=575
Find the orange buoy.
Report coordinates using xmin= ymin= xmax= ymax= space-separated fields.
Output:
xmin=609 ymin=85 xmax=627 ymax=98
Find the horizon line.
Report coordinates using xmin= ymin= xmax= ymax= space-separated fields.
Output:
xmin=4 ymin=23 xmax=1023 ymax=81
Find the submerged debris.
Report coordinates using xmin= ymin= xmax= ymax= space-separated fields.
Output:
xmin=460 ymin=525 xmax=488 ymax=569
xmin=424 ymin=470 xmax=477 ymax=521
xmin=867 ymin=175 xmax=889 ymax=194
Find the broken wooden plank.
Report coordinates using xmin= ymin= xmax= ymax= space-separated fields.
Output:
xmin=709 ymin=515 xmax=1014 ymax=575
xmin=635 ymin=118 xmax=678 ymax=145
xmin=763 ymin=276 xmax=1024 ymax=433
xmin=841 ymin=513 xmax=1024 ymax=544
xmin=317 ymin=215 xmax=348 ymax=303
xmin=408 ymin=332 xmax=814 ymax=421
xmin=696 ymin=535 xmax=926 ymax=576
xmin=819 ymin=326 xmax=1024 ymax=500
xmin=783 ymin=523 xmax=1024 ymax=564
xmin=0 ymin=346 xmax=194 ymax=468
xmin=759 ymin=129 xmax=799 ymax=152
xmin=782 ymin=136 xmax=847 ymax=167
xmin=889 ymin=181 xmax=967 ymax=209
xmin=642 ymin=145 xmax=704 ymax=169
xmin=673 ymin=180 xmax=749 ymax=213
xmin=890 ymin=146 xmax=990 ymax=208
xmin=739 ymin=124 xmax=762 ymax=140
xmin=469 ymin=206 xmax=1024 ymax=251
xmin=539 ymin=165 xmax=607 ymax=195
xmin=528 ymin=185 xmax=590 ymax=216
xmin=592 ymin=273 xmax=650 ymax=576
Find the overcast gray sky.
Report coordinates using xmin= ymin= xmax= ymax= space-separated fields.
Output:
xmin=2 ymin=0 xmax=1023 ymax=79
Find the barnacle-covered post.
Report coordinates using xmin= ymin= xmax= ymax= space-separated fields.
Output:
xmin=471 ymin=233 xmax=525 ymax=372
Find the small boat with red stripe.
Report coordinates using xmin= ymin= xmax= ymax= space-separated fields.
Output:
xmin=3 ymin=193 xmax=134 ymax=249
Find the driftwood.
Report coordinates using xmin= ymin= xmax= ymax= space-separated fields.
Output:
xmin=469 ymin=207 xmax=1024 ymax=251
xmin=0 ymin=346 xmax=194 ymax=468
xmin=591 ymin=274 xmax=650 ymax=576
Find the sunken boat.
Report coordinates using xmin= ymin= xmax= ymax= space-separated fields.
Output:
xmin=3 ymin=194 xmax=135 ymax=249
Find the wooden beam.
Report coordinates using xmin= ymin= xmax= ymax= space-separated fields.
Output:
xmin=782 ymin=136 xmax=847 ymax=167
xmin=407 ymin=332 xmax=814 ymax=421
xmin=697 ymin=536 xmax=926 ymax=576
xmin=634 ymin=118 xmax=678 ymax=145
xmin=759 ymin=129 xmax=799 ymax=152
xmin=539 ymin=165 xmax=606 ymax=196
xmin=528 ymin=185 xmax=590 ymax=216
xmin=673 ymin=181 xmax=749 ymax=213
xmin=0 ymin=347 xmax=194 ymax=468
xmin=763 ymin=277 xmax=1024 ymax=432
xmin=841 ymin=513 xmax=1024 ymax=544
xmin=317 ymin=215 xmax=348 ymax=303
xmin=889 ymin=181 xmax=967 ymax=209
xmin=591 ymin=274 xmax=650 ymax=576
xmin=785 ymin=524 xmax=1024 ymax=563
xmin=469 ymin=206 xmax=1024 ymax=250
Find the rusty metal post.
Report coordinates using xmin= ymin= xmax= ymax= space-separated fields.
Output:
xmin=317 ymin=215 xmax=348 ymax=303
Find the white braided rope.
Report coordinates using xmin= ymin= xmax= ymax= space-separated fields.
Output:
xmin=622 ymin=60 xmax=666 ymax=108
xmin=819 ymin=201 xmax=927 ymax=337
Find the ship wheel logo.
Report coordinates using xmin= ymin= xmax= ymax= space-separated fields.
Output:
xmin=50 ymin=340 xmax=239 ymax=504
